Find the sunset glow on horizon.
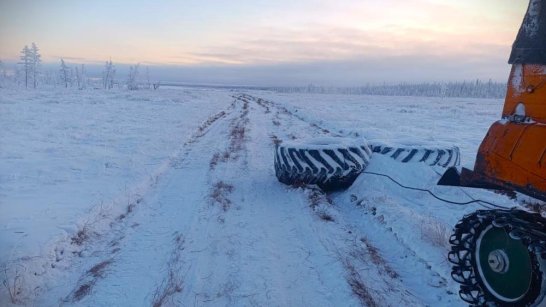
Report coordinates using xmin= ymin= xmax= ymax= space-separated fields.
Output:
xmin=0 ymin=0 xmax=530 ymax=84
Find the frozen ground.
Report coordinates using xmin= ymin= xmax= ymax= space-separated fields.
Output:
xmin=0 ymin=87 xmax=519 ymax=306
xmin=251 ymin=91 xmax=504 ymax=168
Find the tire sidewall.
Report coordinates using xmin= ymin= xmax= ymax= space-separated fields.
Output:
xmin=274 ymin=142 xmax=371 ymax=191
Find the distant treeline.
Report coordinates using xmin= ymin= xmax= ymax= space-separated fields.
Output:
xmin=271 ymin=80 xmax=507 ymax=99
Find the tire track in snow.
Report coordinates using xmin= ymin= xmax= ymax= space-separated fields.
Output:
xmin=160 ymin=94 xmax=360 ymax=306
xmin=212 ymin=95 xmax=360 ymax=305
xmin=303 ymin=187 xmax=424 ymax=306
xmin=239 ymin=93 xmax=338 ymax=137
xmin=209 ymin=97 xmax=250 ymax=171
xmin=243 ymin=93 xmax=458 ymax=306
xmin=62 ymin=259 xmax=114 ymax=303
xmin=26 ymin=99 xmax=239 ymax=306
xmin=336 ymin=191 xmax=462 ymax=305
xmin=141 ymin=98 xmax=248 ymax=306
xmin=27 ymin=92 xmax=455 ymax=306
xmin=151 ymin=232 xmax=185 ymax=307
xmin=246 ymin=97 xmax=384 ymax=303
xmin=169 ymin=97 xmax=254 ymax=305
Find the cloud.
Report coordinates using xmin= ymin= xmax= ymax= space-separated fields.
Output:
xmin=142 ymin=52 xmax=510 ymax=87
xmin=0 ymin=0 xmax=524 ymax=85
xmin=180 ymin=22 xmax=512 ymax=67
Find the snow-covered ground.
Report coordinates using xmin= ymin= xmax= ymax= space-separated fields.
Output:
xmin=251 ymin=91 xmax=504 ymax=168
xmin=1 ymin=87 xmax=518 ymax=306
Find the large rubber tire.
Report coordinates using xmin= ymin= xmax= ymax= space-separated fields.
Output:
xmin=370 ymin=143 xmax=460 ymax=168
xmin=274 ymin=137 xmax=372 ymax=191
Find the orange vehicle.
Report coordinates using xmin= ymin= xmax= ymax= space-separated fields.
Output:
xmin=439 ymin=1 xmax=546 ymax=305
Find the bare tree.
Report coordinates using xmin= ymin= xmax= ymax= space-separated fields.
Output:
xmin=74 ymin=64 xmax=87 ymax=89
xmin=145 ymin=66 xmax=151 ymax=89
xmin=42 ymin=69 xmax=55 ymax=86
xmin=80 ymin=64 xmax=87 ymax=89
xmin=102 ymin=60 xmax=115 ymax=89
xmin=0 ymin=59 xmax=4 ymax=88
xmin=127 ymin=63 xmax=140 ymax=90
xmin=59 ymin=58 xmax=70 ymax=88
xmin=18 ymin=45 xmax=31 ymax=88
xmin=30 ymin=42 xmax=41 ymax=88
xmin=75 ymin=65 xmax=81 ymax=89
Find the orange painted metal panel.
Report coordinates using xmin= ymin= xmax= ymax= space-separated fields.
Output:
xmin=474 ymin=122 xmax=546 ymax=200
xmin=504 ymin=65 xmax=546 ymax=123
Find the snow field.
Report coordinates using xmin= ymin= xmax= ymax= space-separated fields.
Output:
xmin=0 ymin=87 xmax=232 ymax=304
xmin=252 ymin=91 xmax=504 ymax=168
xmin=1 ymin=88 xmax=518 ymax=306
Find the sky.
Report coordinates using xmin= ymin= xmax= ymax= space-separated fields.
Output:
xmin=0 ymin=0 xmax=529 ymax=86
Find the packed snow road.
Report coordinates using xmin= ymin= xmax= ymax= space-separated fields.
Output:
xmin=1 ymin=89 xmax=518 ymax=306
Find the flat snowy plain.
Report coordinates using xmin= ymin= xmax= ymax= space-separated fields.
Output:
xmin=1 ymin=87 xmax=519 ymax=306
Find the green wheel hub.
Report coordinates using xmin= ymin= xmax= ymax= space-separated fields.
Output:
xmin=476 ymin=225 xmax=533 ymax=302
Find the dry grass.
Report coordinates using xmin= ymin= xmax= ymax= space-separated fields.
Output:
xmin=358 ymin=237 xmax=399 ymax=279
xmin=343 ymin=261 xmax=378 ymax=307
xmin=210 ymin=181 xmax=235 ymax=211
xmin=209 ymin=152 xmax=221 ymax=170
xmin=228 ymin=101 xmax=249 ymax=153
xmin=254 ymin=97 xmax=272 ymax=113
xmin=494 ymin=189 xmax=517 ymax=200
xmin=305 ymin=187 xmax=335 ymax=222
xmin=72 ymin=283 xmax=92 ymax=301
xmin=229 ymin=124 xmax=246 ymax=152
xmin=307 ymin=187 xmax=323 ymax=209
xmin=340 ymin=237 xmax=400 ymax=305
xmin=117 ymin=201 xmax=137 ymax=221
xmin=152 ymin=274 xmax=183 ymax=307
xmin=270 ymin=135 xmax=282 ymax=145
xmin=306 ymin=187 xmax=332 ymax=208
xmin=210 ymin=100 xmax=250 ymax=169
xmin=290 ymin=181 xmax=307 ymax=189
xmin=152 ymin=232 xmax=185 ymax=307
xmin=196 ymin=111 xmax=226 ymax=137
xmin=2 ymin=266 xmax=23 ymax=304
xmin=65 ymin=259 xmax=114 ymax=302
xmin=71 ymin=227 xmax=91 ymax=246
xmin=310 ymin=123 xmax=330 ymax=134
xmin=88 ymin=259 xmax=113 ymax=278
xmin=316 ymin=209 xmax=334 ymax=222
xmin=522 ymin=199 xmax=546 ymax=215
xmin=420 ymin=217 xmax=451 ymax=251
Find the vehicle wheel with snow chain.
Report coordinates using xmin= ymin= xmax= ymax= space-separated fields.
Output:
xmin=449 ymin=209 xmax=546 ymax=306
xmin=370 ymin=144 xmax=460 ymax=168
xmin=274 ymin=137 xmax=372 ymax=191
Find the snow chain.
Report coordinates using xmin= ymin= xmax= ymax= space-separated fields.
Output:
xmin=448 ymin=209 xmax=546 ymax=306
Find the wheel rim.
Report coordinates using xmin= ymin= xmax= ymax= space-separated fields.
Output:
xmin=476 ymin=225 xmax=533 ymax=302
